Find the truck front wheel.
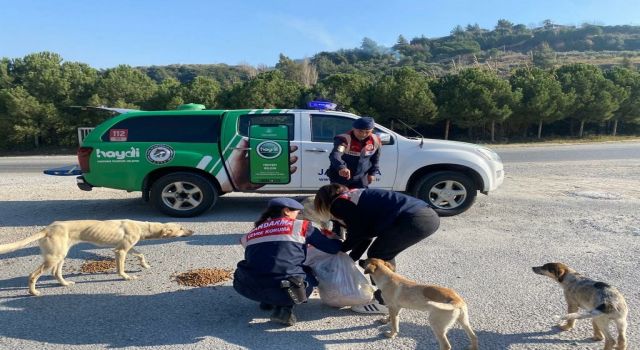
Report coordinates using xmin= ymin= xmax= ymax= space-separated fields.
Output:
xmin=151 ymin=172 xmax=217 ymax=217
xmin=414 ymin=171 xmax=477 ymax=217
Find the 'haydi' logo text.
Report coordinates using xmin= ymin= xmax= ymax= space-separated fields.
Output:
xmin=96 ymin=147 xmax=140 ymax=160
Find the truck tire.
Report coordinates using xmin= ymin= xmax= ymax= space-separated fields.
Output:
xmin=150 ymin=172 xmax=217 ymax=217
xmin=414 ymin=171 xmax=477 ymax=217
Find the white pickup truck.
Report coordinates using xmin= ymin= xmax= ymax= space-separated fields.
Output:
xmin=51 ymin=106 xmax=504 ymax=217
xmin=293 ymin=110 xmax=504 ymax=216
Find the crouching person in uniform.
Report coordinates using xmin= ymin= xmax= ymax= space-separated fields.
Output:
xmin=233 ymin=197 xmax=341 ymax=326
xmin=314 ymin=184 xmax=440 ymax=314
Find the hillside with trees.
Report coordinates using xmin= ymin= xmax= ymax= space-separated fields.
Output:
xmin=1 ymin=20 xmax=640 ymax=153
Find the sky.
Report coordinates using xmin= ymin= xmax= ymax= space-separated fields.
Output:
xmin=1 ymin=0 xmax=639 ymax=69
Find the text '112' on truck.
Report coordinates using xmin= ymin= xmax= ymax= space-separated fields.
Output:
xmin=46 ymin=102 xmax=504 ymax=218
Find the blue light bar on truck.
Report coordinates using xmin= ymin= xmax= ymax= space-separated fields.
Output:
xmin=307 ymin=101 xmax=337 ymax=110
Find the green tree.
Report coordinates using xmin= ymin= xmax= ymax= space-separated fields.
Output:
xmin=182 ymin=76 xmax=220 ymax=108
xmin=147 ymin=77 xmax=182 ymax=110
xmin=509 ymin=67 xmax=569 ymax=138
xmin=312 ymin=73 xmax=373 ymax=114
xmin=495 ymin=19 xmax=514 ymax=34
xmin=96 ymin=65 xmax=157 ymax=108
xmin=226 ymin=70 xmax=303 ymax=109
xmin=532 ymin=42 xmax=556 ymax=69
xmin=11 ymin=52 xmax=69 ymax=104
xmin=61 ymin=62 xmax=99 ymax=105
xmin=360 ymin=37 xmax=389 ymax=58
xmin=369 ymin=67 xmax=437 ymax=127
xmin=0 ymin=86 xmax=60 ymax=147
xmin=556 ymin=63 xmax=623 ymax=137
xmin=0 ymin=57 xmax=13 ymax=89
xmin=435 ymin=68 xmax=515 ymax=141
xmin=604 ymin=67 xmax=640 ymax=135
xmin=276 ymin=54 xmax=318 ymax=87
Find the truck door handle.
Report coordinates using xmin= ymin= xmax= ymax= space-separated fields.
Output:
xmin=305 ymin=148 xmax=328 ymax=153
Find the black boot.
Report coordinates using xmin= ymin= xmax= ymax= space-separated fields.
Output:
xmin=270 ymin=305 xmax=296 ymax=326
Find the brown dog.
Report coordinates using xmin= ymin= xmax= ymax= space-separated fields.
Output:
xmin=532 ymin=262 xmax=628 ymax=350
xmin=363 ymin=258 xmax=478 ymax=350
xmin=0 ymin=219 xmax=193 ymax=296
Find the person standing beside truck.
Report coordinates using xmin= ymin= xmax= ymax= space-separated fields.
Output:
xmin=233 ymin=197 xmax=341 ymax=326
xmin=327 ymin=117 xmax=381 ymax=189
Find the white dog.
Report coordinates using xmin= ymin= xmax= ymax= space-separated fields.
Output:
xmin=0 ymin=219 xmax=193 ymax=295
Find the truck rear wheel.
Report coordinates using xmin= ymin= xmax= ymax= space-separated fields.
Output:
xmin=414 ymin=171 xmax=477 ymax=217
xmin=151 ymin=172 xmax=217 ymax=217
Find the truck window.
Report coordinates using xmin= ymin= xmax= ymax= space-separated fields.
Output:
xmin=238 ymin=114 xmax=294 ymax=140
xmin=310 ymin=114 xmax=353 ymax=142
xmin=102 ymin=115 xmax=221 ymax=143
xmin=311 ymin=114 xmax=395 ymax=144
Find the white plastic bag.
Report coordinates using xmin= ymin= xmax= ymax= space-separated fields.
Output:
xmin=305 ymin=248 xmax=374 ymax=307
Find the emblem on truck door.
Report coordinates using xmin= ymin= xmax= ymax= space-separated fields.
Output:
xmin=146 ymin=144 xmax=175 ymax=164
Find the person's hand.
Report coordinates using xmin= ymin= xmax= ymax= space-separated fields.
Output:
xmin=338 ymin=168 xmax=351 ymax=180
xmin=228 ymin=138 xmax=298 ymax=191
xmin=367 ymin=174 xmax=375 ymax=185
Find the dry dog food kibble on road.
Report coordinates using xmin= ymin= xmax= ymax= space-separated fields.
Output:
xmin=81 ymin=259 xmax=116 ymax=273
xmin=174 ymin=268 xmax=234 ymax=287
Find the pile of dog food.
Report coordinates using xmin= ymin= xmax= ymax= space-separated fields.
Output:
xmin=81 ymin=259 xmax=116 ymax=273
xmin=174 ymin=268 xmax=233 ymax=287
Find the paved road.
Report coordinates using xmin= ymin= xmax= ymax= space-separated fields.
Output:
xmin=0 ymin=142 xmax=638 ymax=350
xmin=0 ymin=155 xmax=78 ymax=174
xmin=493 ymin=141 xmax=640 ymax=163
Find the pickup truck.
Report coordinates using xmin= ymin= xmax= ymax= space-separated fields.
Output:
xmin=55 ymin=105 xmax=504 ymax=217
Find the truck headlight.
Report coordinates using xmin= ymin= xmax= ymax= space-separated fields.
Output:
xmin=476 ymin=147 xmax=502 ymax=162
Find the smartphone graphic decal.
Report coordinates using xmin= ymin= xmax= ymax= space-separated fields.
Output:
xmin=249 ymin=124 xmax=290 ymax=184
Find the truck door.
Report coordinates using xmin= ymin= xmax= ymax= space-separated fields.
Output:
xmin=219 ymin=110 xmax=301 ymax=191
xmin=299 ymin=112 xmax=398 ymax=189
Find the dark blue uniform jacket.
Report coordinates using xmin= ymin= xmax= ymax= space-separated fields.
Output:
xmin=233 ymin=217 xmax=341 ymax=306
xmin=329 ymin=188 xmax=428 ymax=255
xmin=328 ymin=130 xmax=381 ymax=188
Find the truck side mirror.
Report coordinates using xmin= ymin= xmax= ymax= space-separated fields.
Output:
xmin=376 ymin=132 xmax=392 ymax=145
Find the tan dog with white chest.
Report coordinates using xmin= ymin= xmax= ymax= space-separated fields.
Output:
xmin=532 ymin=262 xmax=628 ymax=350
xmin=363 ymin=258 xmax=478 ymax=350
xmin=0 ymin=219 xmax=193 ymax=296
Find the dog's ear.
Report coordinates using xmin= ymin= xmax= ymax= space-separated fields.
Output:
xmin=545 ymin=263 xmax=567 ymax=282
xmin=160 ymin=226 xmax=174 ymax=237
xmin=363 ymin=262 xmax=376 ymax=274
xmin=383 ymin=260 xmax=396 ymax=272
xmin=555 ymin=264 xmax=567 ymax=282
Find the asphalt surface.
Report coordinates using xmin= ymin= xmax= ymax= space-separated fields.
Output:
xmin=494 ymin=141 xmax=640 ymax=163
xmin=0 ymin=141 xmax=639 ymax=350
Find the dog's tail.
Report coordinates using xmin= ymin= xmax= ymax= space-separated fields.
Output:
xmin=0 ymin=230 xmax=46 ymax=254
xmin=427 ymin=300 xmax=459 ymax=311
xmin=564 ymin=302 xmax=616 ymax=321
xmin=564 ymin=309 xmax=604 ymax=321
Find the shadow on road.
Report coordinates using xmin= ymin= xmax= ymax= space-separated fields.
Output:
xmin=0 ymin=287 xmax=374 ymax=349
xmin=0 ymin=286 xmax=602 ymax=349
